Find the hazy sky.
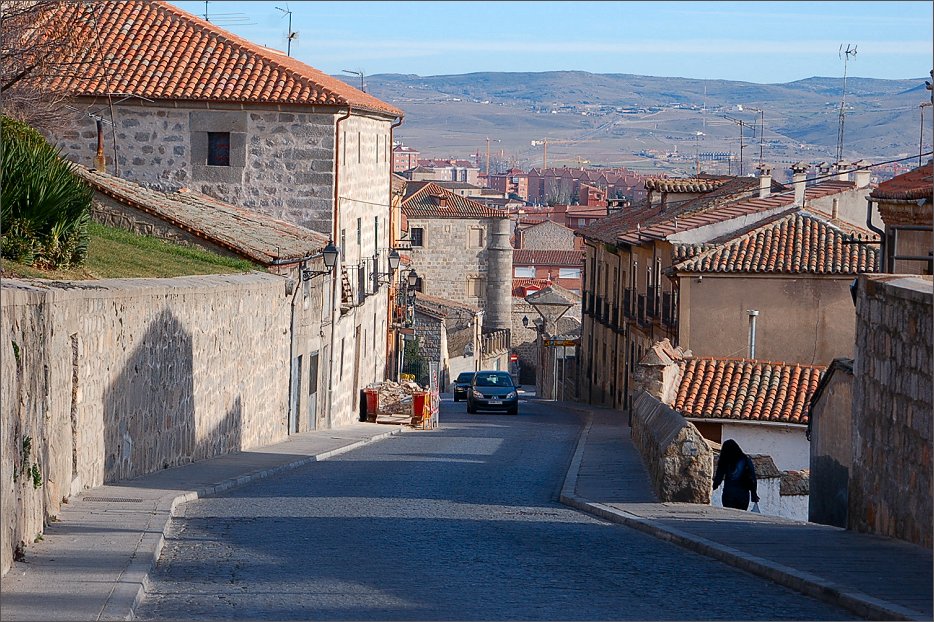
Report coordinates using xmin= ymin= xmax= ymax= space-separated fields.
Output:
xmin=170 ymin=1 xmax=932 ymax=83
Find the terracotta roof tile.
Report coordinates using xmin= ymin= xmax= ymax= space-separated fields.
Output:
xmin=512 ymin=278 xmax=552 ymax=296
xmin=870 ymin=161 xmax=933 ymax=201
xmin=672 ymin=210 xmax=879 ymax=275
xmin=644 ymin=177 xmax=731 ymax=193
xmin=513 ymin=249 xmax=584 ymax=266
xmin=414 ymin=292 xmax=479 ymax=318
xmin=402 ymin=182 xmax=504 ymax=219
xmin=76 ymin=167 xmax=327 ymax=264
xmin=674 ymin=358 xmax=826 ymax=425
xmin=41 ymin=1 xmax=402 ymax=116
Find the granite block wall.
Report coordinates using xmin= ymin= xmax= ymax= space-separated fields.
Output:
xmin=1 ymin=273 xmax=295 ymax=575
xmin=850 ymin=275 xmax=932 ymax=547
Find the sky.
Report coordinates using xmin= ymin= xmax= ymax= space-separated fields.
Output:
xmin=170 ymin=1 xmax=933 ymax=83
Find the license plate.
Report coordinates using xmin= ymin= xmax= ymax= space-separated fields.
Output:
xmin=489 ymin=400 xmax=501 ymax=405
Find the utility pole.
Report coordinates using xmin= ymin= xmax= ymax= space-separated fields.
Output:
xmin=486 ymin=137 xmax=491 ymax=176
xmin=722 ymin=115 xmax=754 ymax=176
xmin=836 ymin=44 xmax=857 ymax=163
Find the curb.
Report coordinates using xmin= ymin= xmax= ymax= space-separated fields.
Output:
xmin=104 ymin=426 xmax=406 ymax=621
xmin=558 ymin=417 xmax=923 ymax=622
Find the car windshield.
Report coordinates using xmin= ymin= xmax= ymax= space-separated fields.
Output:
xmin=456 ymin=373 xmax=475 ymax=383
xmin=474 ymin=373 xmax=512 ymax=387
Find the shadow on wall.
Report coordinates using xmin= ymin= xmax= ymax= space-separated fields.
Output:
xmin=101 ymin=308 xmax=242 ymax=483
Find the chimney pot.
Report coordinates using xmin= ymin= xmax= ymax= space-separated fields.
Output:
xmin=757 ymin=163 xmax=773 ymax=199
xmin=790 ymin=162 xmax=810 ymax=206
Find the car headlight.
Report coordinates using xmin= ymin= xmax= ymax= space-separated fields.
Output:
xmin=472 ymin=390 xmax=484 ymax=398
xmin=505 ymin=391 xmax=516 ymax=399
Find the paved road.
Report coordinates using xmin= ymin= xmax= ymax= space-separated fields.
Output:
xmin=136 ymin=399 xmax=855 ymax=620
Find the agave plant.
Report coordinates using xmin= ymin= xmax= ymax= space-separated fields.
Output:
xmin=1 ymin=115 xmax=92 ymax=268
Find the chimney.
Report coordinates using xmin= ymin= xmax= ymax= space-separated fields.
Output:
xmin=834 ymin=160 xmax=851 ymax=182
xmin=852 ymin=159 xmax=872 ymax=188
xmin=756 ymin=163 xmax=773 ymax=199
xmin=816 ymin=161 xmax=832 ymax=177
xmin=791 ymin=161 xmax=810 ymax=206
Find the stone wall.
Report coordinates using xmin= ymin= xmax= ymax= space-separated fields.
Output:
xmin=520 ymin=221 xmax=576 ymax=250
xmin=0 ymin=273 xmax=303 ymax=576
xmin=630 ymin=391 xmax=714 ymax=503
xmin=850 ymin=275 xmax=933 ymax=548
xmin=808 ymin=359 xmax=854 ymax=528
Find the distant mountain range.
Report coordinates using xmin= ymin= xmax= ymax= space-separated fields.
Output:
xmin=338 ymin=71 xmax=930 ymax=177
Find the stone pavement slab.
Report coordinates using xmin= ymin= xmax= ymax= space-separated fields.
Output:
xmin=0 ymin=423 xmax=405 ymax=621
xmin=557 ymin=403 xmax=933 ymax=622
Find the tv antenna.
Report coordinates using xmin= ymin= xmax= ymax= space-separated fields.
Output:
xmin=276 ymin=5 xmax=299 ymax=57
xmin=835 ymin=44 xmax=857 ymax=163
xmin=720 ymin=115 xmax=755 ymax=176
xmin=202 ymin=1 xmax=253 ymax=26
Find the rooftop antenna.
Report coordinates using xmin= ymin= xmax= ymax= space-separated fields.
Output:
xmin=721 ymin=114 xmax=754 ymax=176
xmin=835 ymin=44 xmax=857 ymax=163
xmin=276 ymin=5 xmax=298 ymax=57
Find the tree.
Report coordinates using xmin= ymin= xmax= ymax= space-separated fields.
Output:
xmin=0 ymin=1 xmax=93 ymax=131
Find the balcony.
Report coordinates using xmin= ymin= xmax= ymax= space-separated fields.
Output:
xmin=623 ymin=288 xmax=634 ymax=319
xmin=646 ymin=292 xmax=657 ymax=319
xmin=662 ymin=291 xmax=678 ymax=327
xmin=637 ymin=294 xmax=646 ymax=326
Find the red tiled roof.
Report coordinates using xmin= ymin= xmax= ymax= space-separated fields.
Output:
xmin=42 ymin=1 xmax=402 ymax=116
xmin=672 ymin=210 xmax=879 ymax=275
xmin=76 ymin=167 xmax=327 ymax=265
xmin=566 ymin=206 xmax=608 ymax=218
xmin=513 ymin=249 xmax=584 ymax=266
xmin=512 ymin=278 xmax=552 ymax=296
xmin=616 ymin=182 xmax=857 ymax=245
xmin=402 ymin=182 xmax=504 ymax=219
xmin=675 ymin=357 xmax=826 ymax=425
xmin=414 ymin=292 xmax=479 ymax=318
xmin=870 ymin=161 xmax=933 ymax=201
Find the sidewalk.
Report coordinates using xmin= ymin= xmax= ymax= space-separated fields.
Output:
xmin=556 ymin=401 xmax=933 ymax=622
xmin=0 ymin=423 xmax=406 ymax=622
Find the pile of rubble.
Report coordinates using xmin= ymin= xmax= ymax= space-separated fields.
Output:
xmin=369 ymin=380 xmax=425 ymax=417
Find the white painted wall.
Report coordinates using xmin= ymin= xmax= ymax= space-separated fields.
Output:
xmin=711 ymin=477 xmax=809 ymax=522
xmin=720 ymin=423 xmax=809 ymax=471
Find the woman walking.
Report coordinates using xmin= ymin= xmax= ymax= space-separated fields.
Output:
xmin=713 ymin=439 xmax=760 ymax=511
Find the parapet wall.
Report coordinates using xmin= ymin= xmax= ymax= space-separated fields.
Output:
xmin=630 ymin=391 xmax=713 ymax=503
xmin=1 ymin=273 xmax=292 ymax=575
xmin=850 ymin=275 xmax=932 ymax=547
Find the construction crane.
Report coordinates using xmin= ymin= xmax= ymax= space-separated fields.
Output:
xmin=530 ymin=138 xmax=574 ymax=170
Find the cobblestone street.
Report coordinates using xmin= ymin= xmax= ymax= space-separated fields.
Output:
xmin=136 ymin=400 xmax=855 ymax=620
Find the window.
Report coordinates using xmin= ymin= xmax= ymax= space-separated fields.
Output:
xmin=467 ymin=276 xmax=483 ymax=297
xmin=514 ymin=266 xmax=535 ymax=278
xmin=578 ymin=218 xmax=587 ymax=227
xmin=468 ymin=226 xmax=484 ymax=248
xmin=411 ymin=227 xmax=424 ymax=247
xmin=340 ymin=229 xmax=346 ymax=261
xmin=559 ymin=268 xmax=581 ymax=279
xmin=207 ymin=132 xmax=230 ymax=166
xmin=374 ymin=217 xmax=379 ymax=256
xmin=356 ymin=217 xmax=362 ymax=251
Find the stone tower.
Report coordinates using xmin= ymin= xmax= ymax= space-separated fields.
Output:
xmin=484 ymin=215 xmax=513 ymax=332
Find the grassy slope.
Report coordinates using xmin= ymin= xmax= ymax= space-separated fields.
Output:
xmin=1 ymin=222 xmax=258 ymax=280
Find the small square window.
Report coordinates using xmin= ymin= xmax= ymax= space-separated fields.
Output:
xmin=207 ymin=132 xmax=230 ymax=166
xmin=411 ymin=227 xmax=424 ymax=247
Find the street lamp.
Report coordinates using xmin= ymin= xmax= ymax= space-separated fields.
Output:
xmin=301 ymin=240 xmax=339 ymax=280
xmin=388 ymin=249 xmax=401 ymax=271
xmin=407 ymin=269 xmax=419 ymax=290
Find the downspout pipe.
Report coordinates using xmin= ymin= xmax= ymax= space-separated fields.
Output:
xmin=865 ymin=198 xmax=886 ymax=272
xmin=387 ymin=116 xmax=403 ymax=380
xmin=326 ymin=106 xmax=353 ymax=427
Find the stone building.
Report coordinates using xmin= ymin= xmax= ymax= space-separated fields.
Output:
xmin=577 ymin=166 xmax=876 ymax=411
xmin=515 ymin=219 xmax=579 ymax=251
xmin=411 ymin=293 xmax=482 ymax=388
xmin=809 ymin=161 xmax=932 ymax=547
xmin=401 ymin=182 xmax=513 ymax=334
xmin=38 ymin=0 xmax=405 ymax=427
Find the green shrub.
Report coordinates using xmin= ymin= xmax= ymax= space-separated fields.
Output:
xmin=1 ymin=115 xmax=92 ymax=268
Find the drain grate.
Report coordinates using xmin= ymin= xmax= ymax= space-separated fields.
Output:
xmin=82 ymin=496 xmax=143 ymax=503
